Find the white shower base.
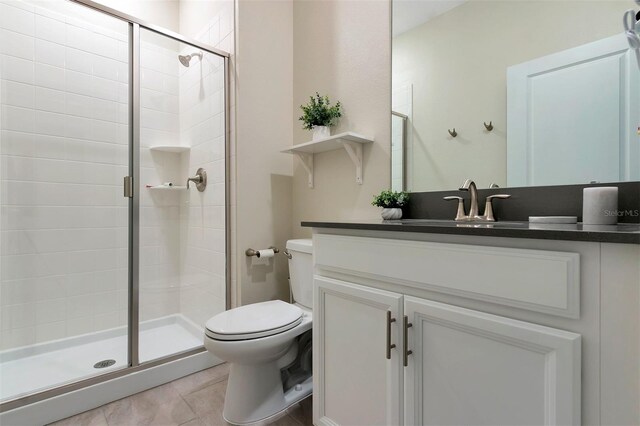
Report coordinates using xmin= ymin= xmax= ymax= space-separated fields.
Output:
xmin=0 ymin=314 xmax=204 ymax=403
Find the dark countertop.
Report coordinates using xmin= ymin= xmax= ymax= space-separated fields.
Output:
xmin=301 ymin=219 xmax=640 ymax=244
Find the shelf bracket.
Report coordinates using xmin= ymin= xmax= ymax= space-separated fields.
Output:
xmin=342 ymin=141 xmax=363 ymax=184
xmin=294 ymin=152 xmax=314 ymax=188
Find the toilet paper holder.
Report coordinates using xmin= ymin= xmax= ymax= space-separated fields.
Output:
xmin=245 ymin=246 xmax=280 ymax=257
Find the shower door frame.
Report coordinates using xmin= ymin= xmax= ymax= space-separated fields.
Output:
xmin=0 ymin=0 xmax=231 ymax=413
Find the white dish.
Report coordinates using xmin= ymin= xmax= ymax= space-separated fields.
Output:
xmin=528 ymin=216 xmax=578 ymax=224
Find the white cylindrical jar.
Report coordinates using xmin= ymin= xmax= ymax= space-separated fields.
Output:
xmin=582 ymin=187 xmax=618 ymax=225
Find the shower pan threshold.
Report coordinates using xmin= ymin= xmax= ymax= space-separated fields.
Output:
xmin=0 ymin=314 xmax=203 ymax=403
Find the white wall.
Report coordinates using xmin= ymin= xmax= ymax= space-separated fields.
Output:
xmin=393 ymin=0 xmax=631 ymax=192
xmin=235 ymin=0 xmax=293 ymax=305
xmin=291 ymin=0 xmax=392 ymax=238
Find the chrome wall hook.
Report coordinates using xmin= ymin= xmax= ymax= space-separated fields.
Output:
xmin=448 ymin=128 xmax=457 ymax=138
xmin=483 ymin=121 xmax=494 ymax=131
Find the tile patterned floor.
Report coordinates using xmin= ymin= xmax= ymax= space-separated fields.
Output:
xmin=48 ymin=364 xmax=312 ymax=426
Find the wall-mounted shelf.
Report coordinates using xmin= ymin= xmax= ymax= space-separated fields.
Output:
xmin=281 ymin=132 xmax=374 ymax=188
xmin=146 ymin=185 xmax=187 ymax=191
xmin=149 ymin=145 xmax=191 ymax=153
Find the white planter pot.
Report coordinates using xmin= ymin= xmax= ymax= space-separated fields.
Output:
xmin=381 ymin=208 xmax=402 ymax=220
xmin=312 ymin=126 xmax=331 ymax=141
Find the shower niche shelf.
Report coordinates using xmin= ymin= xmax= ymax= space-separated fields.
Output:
xmin=146 ymin=185 xmax=187 ymax=190
xmin=147 ymin=146 xmax=190 ymax=192
xmin=149 ymin=145 xmax=191 ymax=153
xmin=281 ymin=132 xmax=373 ymax=188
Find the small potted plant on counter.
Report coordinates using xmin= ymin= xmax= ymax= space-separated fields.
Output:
xmin=372 ymin=190 xmax=409 ymax=220
xmin=299 ymin=92 xmax=342 ymax=141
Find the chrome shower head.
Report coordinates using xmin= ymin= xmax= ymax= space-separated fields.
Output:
xmin=178 ymin=52 xmax=203 ymax=67
xmin=178 ymin=55 xmax=191 ymax=67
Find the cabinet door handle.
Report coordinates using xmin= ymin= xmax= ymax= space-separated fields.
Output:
xmin=403 ymin=315 xmax=413 ymax=367
xmin=386 ymin=310 xmax=396 ymax=359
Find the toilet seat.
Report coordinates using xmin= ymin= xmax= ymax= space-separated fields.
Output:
xmin=205 ymin=300 xmax=303 ymax=341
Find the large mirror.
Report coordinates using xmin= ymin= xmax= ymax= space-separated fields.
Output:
xmin=391 ymin=0 xmax=640 ymax=192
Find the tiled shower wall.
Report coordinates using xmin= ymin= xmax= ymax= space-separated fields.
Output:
xmin=0 ymin=0 xmax=230 ymax=350
xmin=0 ymin=0 xmax=130 ymax=349
xmin=138 ymin=31 xmax=182 ymax=322
xmin=178 ymin=7 xmax=233 ymax=328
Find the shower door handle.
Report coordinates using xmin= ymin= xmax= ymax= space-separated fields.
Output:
xmin=123 ymin=176 xmax=133 ymax=198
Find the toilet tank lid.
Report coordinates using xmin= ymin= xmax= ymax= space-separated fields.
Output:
xmin=286 ymin=239 xmax=312 ymax=254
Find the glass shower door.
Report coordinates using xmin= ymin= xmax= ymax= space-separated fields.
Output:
xmin=137 ymin=28 xmax=226 ymax=363
xmin=0 ymin=0 xmax=130 ymax=402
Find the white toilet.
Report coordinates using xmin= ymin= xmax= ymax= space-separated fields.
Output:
xmin=204 ymin=239 xmax=313 ymax=425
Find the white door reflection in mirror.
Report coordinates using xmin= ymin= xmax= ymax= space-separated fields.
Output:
xmin=508 ymin=34 xmax=640 ymax=187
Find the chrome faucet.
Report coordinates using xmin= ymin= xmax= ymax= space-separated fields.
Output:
xmin=459 ymin=179 xmax=480 ymax=219
xmin=444 ymin=179 xmax=511 ymax=222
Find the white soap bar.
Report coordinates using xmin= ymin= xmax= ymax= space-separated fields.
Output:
xmin=529 ymin=216 xmax=577 ymax=224
xmin=582 ymin=187 xmax=618 ymax=225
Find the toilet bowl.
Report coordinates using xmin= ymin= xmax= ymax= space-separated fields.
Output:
xmin=204 ymin=239 xmax=313 ymax=425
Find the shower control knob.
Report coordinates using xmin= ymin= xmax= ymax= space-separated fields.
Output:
xmin=186 ymin=168 xmax=207 ymax=192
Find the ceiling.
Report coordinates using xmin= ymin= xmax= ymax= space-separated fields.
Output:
xmin=393 ymin=0 xmax=467 ymax=37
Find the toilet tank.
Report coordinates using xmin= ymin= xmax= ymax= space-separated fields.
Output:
xmin=286 ymin=239 xmax=313 ymax=309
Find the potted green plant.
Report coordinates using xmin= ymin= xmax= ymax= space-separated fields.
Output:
xmin=299 ymin=92 xmax=342 ymax=141
xmin=372 ymin=190 xmax=409 ymax=220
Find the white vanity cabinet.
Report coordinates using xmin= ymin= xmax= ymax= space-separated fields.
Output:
xmin=312 ymin=231 xmax=640 ymax=426
xmin=403 ymin=296 xmax=580 ymax=426
xmin=313 ymin=277 xmax=403 ymax=426
xmin=314 ymin=277 xmax=580 ymax=426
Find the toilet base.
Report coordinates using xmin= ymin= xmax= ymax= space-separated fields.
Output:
xmin=223 ymin=363 xmax=312 ymax=425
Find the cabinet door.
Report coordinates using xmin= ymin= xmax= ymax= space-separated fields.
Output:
xmin=404 ymin=297 xmax=581 ymax=426
xmin=314 ymin=276 xmax=403 ymax=426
